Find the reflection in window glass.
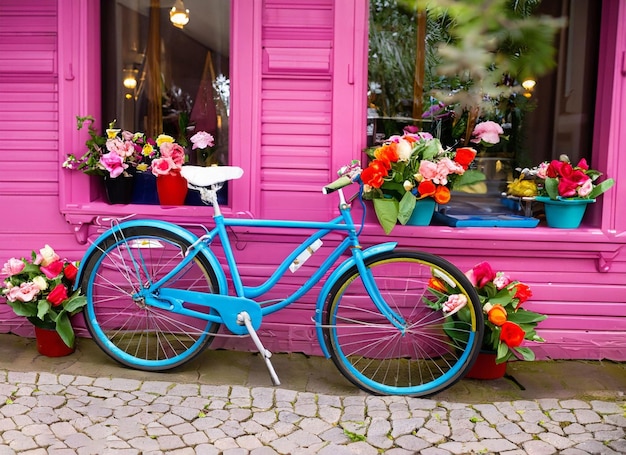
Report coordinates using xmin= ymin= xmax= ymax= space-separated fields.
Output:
xmin=101 ymin=0 xmax=230 ymax=167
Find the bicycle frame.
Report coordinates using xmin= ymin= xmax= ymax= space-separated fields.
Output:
xmin=76 ymin=187 xmax=399 ymax=355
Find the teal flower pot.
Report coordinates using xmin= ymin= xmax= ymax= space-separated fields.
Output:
xmin=406 ymin=197 xmax=436 ymax=226
xmin=535 ymin=196 xmax=595 ymax=228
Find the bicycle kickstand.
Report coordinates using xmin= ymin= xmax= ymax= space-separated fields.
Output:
xmin=237 ymin=312 xmax=281 ymax=386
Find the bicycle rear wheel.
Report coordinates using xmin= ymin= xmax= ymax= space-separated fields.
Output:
xmin=80 ymin=226 xmax=221 ymax=371
xmin=322 ymin=250 xmax=483 ymax=396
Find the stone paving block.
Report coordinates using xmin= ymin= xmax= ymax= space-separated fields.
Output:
xmin=538 ymin=431 xmax=576 ymax=450
xmin=522 ymin=439 xmax=558 ymax=454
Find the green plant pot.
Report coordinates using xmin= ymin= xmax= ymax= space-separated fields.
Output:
xmin=535 ymin=196 xmax=595 ymax=228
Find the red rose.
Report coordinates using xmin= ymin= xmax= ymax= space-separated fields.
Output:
xmin=454 ymin=147 xmax=477 ymax=170
xmin=500 ymin=321 xmax=525 ymax=348
xmin=47 ymin=284 xmax=68 ymax=307
xmin=361 ymin=161 xmax=388 ymax=188
xmin=417 ymin=180 xmax=436 ymax=197
xmin=512 ymin=282 xmax=532 ymax=308
xmin=63 ymin=263 xmax=78 ymax=284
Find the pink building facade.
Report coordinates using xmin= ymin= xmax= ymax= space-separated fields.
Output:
xmin=0 ymin=0 xmax=625 ymax=360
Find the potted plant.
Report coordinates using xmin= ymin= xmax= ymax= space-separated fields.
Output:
xmin=63 ymin=116 xmax=149 ymax=204
xmin=535 ymin=155 xmax=615 ymax=228
xmin=151 ymin=133 xmax=189 ymax=205
xmin=1 ymin=245 xmax=86 ymax=355
xmin=361 ymin=130 xmax=485 ymax=233
xmin=428 ymin=261 xmax=547 ymax=378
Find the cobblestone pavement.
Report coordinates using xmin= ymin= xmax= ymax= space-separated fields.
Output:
xmin=0 ymin=370 xmax=624 ymax=454
xmin=0 ymin=334 xmax=624 ymax=454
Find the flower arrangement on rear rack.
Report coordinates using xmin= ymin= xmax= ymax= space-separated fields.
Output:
xmin=361 ymin=131 xmax=485 ymax=234
xmin=1 ymin=245 xmax=86 ymax=348
xmin=428 ymin=261 xmax=547 ymax=364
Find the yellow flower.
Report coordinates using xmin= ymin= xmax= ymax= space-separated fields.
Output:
xmin=507 ymin=178 xmax=538 ymax=197
xmin=142 ymin=144 xmax=154 ymax=156
xmin=106 ymin=128 xmax=121 ymax=139
xmin=136 ymin=163 xmax=148 ymax=172
xmin=156 ymin=134 xmax=174 ymax=147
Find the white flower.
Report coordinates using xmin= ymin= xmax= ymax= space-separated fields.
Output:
xmin=396 ymin=139 xmax=413 ymax=161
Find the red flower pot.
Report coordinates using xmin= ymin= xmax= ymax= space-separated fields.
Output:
xmin=156 ymin=173 xmax=188 ymax=205
xmin=34 ymin=327 xmax=75 ymax=357
xmin=465 ymin=351 xmax=507 ymax=379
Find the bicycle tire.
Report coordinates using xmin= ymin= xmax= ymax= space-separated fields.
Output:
xmin=322 ymin=250 xmax=483 ymax=396
xmin=80 ymin=226 xmax=221 ymax=371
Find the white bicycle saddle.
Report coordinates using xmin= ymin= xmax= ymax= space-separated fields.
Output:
xmin=180 ymin=165 xmax=244 ymax=187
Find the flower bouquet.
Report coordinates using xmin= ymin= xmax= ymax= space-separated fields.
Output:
xmin=361 ymin=131 xmax=485 ymax=233
xmin=536 ymin=155 xmax=614 ymax=201
xmin=428 ymin=261 xmax=547 ymax=364
xmin=63 ymin=116 xmax=152 ymax=178
xmin=1 ymin=245 xmax=86 ymax=348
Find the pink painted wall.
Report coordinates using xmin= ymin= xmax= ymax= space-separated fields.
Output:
xmin=0 ymin=0 xmax=625 ymax=361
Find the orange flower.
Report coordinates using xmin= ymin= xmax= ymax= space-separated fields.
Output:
xmin=512 ymin=282 xmax=532 ymax=308
xmin=374 ymin=143 xmax=399 ymax=168
xmin=434 ymin=185 xmax=451 ymax=204
xmin=487 ymin=304 xmax=507 ymax=326
xmin=428 ymin=277 xmax=447 ymax=293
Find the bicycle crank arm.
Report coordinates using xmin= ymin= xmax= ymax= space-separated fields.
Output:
xmin=147 ymin=289 xmax=263 ymax=335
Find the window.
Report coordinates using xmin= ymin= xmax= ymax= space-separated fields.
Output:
xmin=101 ymin=0 xmax=230 ymax=168
xmin=367 ymin=0 xmax=602 ymax=201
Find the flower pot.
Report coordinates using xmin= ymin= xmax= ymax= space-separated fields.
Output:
xmin=131 ymin=171 xmax=159 ymax=205
xmin=156 ymin=173 xmax=188 ymax=205
xmin=103 ymin=175 xmax=134 ymax=204
xmin=34 ymin=326 xmax=75 ymax=357
xmin=535 ymin=196 xmax=595 ymax=228
xmin=465 ymin=351 xmax=507 ymax=379
xmin=406 ymin=197 xmax=436 ymax=226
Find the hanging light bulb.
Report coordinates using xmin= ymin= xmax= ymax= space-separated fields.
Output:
xmin=170 ymin=0 xmax=190 ymax=29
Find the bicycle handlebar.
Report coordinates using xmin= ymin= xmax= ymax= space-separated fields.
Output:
xmin=322 ymin=161 xmax=362 ymax=194
xmin=322 ymin=175 xmax=354 ymax=194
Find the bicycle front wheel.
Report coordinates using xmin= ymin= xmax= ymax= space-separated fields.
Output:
xmin=322 ymin=250 xmax=483 ymax=397
xmin=81 ymin=226 xmax=222 ymax=371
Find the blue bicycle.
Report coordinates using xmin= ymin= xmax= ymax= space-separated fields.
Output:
xmin=76 ymin=164 xmax=483 ymax=396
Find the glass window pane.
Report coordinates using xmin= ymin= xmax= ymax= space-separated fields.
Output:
xmin=101 ymin=0 xmax=230 ymax=167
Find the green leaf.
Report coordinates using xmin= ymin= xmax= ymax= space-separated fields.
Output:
xmin=452 ymin=169 xmax=486 ymax=189
xmin=54 ymin=312 xmax=75 ymax=348
xmin=496 ymin=342 xmax=511 ymax=363
xmin=397 ymin=192 xmax=417 ymax=225
xmin=37 ymin=300 xmax=52 ymax=321
xmin=64 ymin=293 xmax=87 ymax=314
xmin=544 ymin=177 xmax=559 ymax=199
xmin=507 ymin=308 xmax=547 ymax=324
xmin=373 ymin=198 xmax=399 ymax=234
xmin=587 ymin=178 xmax=615 ymax=199
xmin=6 ymin=301 xmax=38 ymax=317
xmin=513 ymin=346 xmax=536 ymax=361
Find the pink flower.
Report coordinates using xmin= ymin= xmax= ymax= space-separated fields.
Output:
xmin=159 ymin=142 xmax=186 ymax=167
xmin=40 ymin=259 xmax=64 ymax=279
xmin=1 ymin=258 xmax=25 ymax=276
xmin=493 ymin=272 xmax=511 ymax=290
xmin=471 ymin=121 xmax=504 ymax=145
xmin=578 ymin=179 xmax=593 ymax=197
xmin=6 ymin=282 xmax=40 ymax=302
xmin=106 ymin=138 xmax=135 ymax=158
xmin=100 ymin=151 xmax=128 ymax=178
xmin=151 ymin=157 xmax=176 ymax=176
xmin=418 ymin=160 xmax=438 ymax=180
xmin=190 ymin=131 xmax=215 ymax=150
xmin=443 ymin=294 xmax=468 ymax=315
xmin=465 ymin=261 xmax=496 ymax=288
